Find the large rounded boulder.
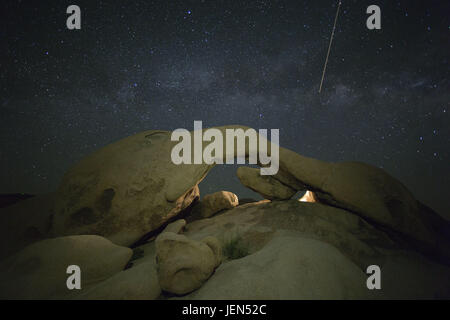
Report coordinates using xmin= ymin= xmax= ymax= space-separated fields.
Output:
xmin=197 ymin=191 xmax=239 ymax=218
xmin=53 ymin=131 xmax=206 ymax=246
xmin=155 ymin=232 xmax=222 ymax=295
xmin=0 ymin=235 xmax=132 ymax=299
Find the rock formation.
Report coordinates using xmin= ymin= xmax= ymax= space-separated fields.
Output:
xmin=0 ymin=193 xmax=55 ymax=259
xmin=162 ymin=219 xmax=187 ymax=234
xmin=237 ymin=166 xmax=296 ymax=200
xmin=74 ymin=261 xmax=161 ymax=300
xmin=193 ymin=190 xmax=239 ymax=218
xmin=0 ymin=235 xmax=132 ymax=299
xmin=155 ymin=232 xmax=222 ymax=295
xmin=52 ymin=131 xmax=203 ymax=247
xmin=179 ymin=233 xmax=370 ymax=299
xmin=0 ymin=125 xmax=449 ymax=299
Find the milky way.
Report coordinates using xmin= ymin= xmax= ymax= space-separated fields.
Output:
xmin=1 ymin=0 xmax=449 ymax=216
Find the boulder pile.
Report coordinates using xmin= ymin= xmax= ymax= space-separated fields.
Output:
xmin=0 ymin=125 xmax=449 ymax=299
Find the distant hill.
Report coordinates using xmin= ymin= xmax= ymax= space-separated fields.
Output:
xmin=0 ymin=194 xmax=34 ymax=209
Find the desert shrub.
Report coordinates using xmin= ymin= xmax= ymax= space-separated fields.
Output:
xmin=222 ymin=235 xmax=249 ymax=260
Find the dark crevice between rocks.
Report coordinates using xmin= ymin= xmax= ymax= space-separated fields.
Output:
xmin=292 ymin=184 xmax=445 ymax=260
xmin=317 ymin=196 xmax=450 ymax=267
xmin=124 ymin=247 xmax=145 ymax=270
xmin=129 ymin=195 xmax=200 ymax=249
xmin=285 ymin=176 xmax=450 ymax=267
xmin=159 ymin=290 xmax=187 ymax=299
xmin=238 ymin=198 xmax=258 ymax=205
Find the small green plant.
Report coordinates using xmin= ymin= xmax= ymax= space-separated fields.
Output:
xmin=222 ymin=235 xmax=249 ymax=260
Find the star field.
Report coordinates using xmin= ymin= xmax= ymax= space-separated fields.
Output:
xmin=1 ymin=0 xmax=449 ymax=216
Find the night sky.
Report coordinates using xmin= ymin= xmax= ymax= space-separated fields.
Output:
xmin=1 ymin=1 xmax=449 ymax=217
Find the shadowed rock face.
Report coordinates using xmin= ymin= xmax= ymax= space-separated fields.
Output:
xmin=178 ymin=201 xmax=450 ymax=300
xmin=74 ymin=261 xmax=161 ymax=300
xmin=177 ymin=233 xmax=371 ymax=300
xmin=0 ymin=235 xmax=132 ymax=299
xmin=237 ymin=166 xmax=296 ymax=200
xmin=0 ymin=193 xmax=55 ymax=259
xmin=273 ymin=151 xmax=450 ymax=262
xmin=183 ymin=200 xmax=396 ymax=270
xmin=53 ymin=131 xmax=208 ymax=246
